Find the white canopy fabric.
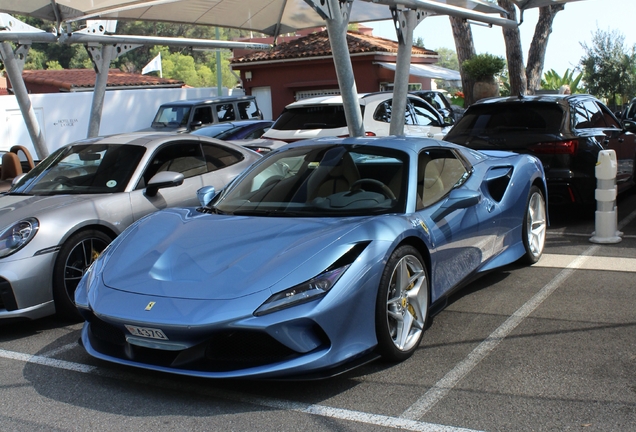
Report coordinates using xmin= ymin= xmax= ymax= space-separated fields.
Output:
xmin=0 ymin=0 xmax=516 ymax=35
xmin=376 ymin=62 xmax=461 ymax=81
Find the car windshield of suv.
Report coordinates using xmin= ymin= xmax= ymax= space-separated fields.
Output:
xmin=152 ymin=105 xmax=192 ymax=128
xmin=211 ymin=144 xmax=407 ymax=217
xmin=10 ymin=144 xmax=146 ymax=195
xmin=449 ymin=103 xmax=564 ymax=137
xmin=271 ymin=105 xmax=356 ymax=130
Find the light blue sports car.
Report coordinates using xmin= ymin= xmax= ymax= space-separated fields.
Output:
xmin=76 ymin=136 xmax=547 ymax=379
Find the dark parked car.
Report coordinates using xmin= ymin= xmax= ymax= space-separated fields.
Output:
xmin=190 ymin=120 xmax=274 ymax=140
xmin=444 ymin=94 xmax=636 ymax=206
xmin=143 ymin=95 xmax=263 ymax=133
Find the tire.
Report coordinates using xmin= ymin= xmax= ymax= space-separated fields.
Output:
xmin=521 ymin=186 xmax=547 ymax=265
xmin=375 ymin=245 xmax=429 ymax=362
xmin=52 ymin=230 xmax=112 ymax=320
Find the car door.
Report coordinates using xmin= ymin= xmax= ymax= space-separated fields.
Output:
xmin=130 ymin=140 xmax=206 ymax=220
xmin=414 ymin=148 xmax=498 ymax=301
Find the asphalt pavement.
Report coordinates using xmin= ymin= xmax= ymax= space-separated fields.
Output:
xmin=1 ymin=193 xmax=635 ymax=432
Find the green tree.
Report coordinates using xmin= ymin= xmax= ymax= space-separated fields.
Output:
xmin=540 ymin=69 xmax=583 ymax=93
xmin=435 ymin=47 xmax=459 ymax=71
xmin=580 ymin=28 xmax=636 ymax=110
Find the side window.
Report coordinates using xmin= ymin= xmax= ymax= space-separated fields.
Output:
xmin=201 ymin=143 xmax=243 ymax=171
xmin=598 ymin=103 xmax=621 ymax=128
xmin=411 ymin=99 xmax=440 ymax=126
xmin=404 ymin=102 xmax=417 ymax=125
xmin=216 ymin=103 xmax=236 ymax=122
xmin=571 ymin=102 xmax=591 ymax=129
xmin=417 ymin=149 xmax=469 ymax=209
xmin=627 ymin=102 xmax=636 ymax=120
xmin=192 ymin=106 xmax=213 ymax=126
xmin=374 ymin=100 xmax=392 ymax=123
xmin=138 ymin=142 xmax=206 ymax=189
xmin=238 ymin=100 xmax=260 ymax=120
xmin=583 ymin=100 xmax=607 ymax=128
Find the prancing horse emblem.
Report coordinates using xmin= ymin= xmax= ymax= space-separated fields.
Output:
xmin=145 ymin=301 xmax=156 ymax=311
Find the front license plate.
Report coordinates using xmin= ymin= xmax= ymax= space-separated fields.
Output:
xmin=125 ymin=325 xmax=168 ymax=340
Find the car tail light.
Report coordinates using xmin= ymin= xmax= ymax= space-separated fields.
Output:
xmin=529 ymin=139 xmax=578 ymax=155
xmin=336 ymin=131 xmax=377 ymax=138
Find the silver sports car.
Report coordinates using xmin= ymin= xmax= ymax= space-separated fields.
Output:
xmin=0 ymin=132 xmax=260 ymax=321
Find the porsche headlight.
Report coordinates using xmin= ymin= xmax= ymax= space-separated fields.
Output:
xmin=254 ymin=265 xmax=349 ymax=316
xmin=0 ymin=218 xmax=39 ymax=258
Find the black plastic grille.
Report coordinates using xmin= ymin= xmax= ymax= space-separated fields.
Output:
xmin=0 ymin=278 xmax=18 ymax=311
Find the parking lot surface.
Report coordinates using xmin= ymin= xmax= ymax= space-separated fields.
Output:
xmin=2 ymin=194 xmax=635 ymax=432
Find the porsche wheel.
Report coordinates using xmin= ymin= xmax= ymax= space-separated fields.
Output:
xmin=53 ymin=230 xmax=112 ymax=320
xmin=521 ymin=186 xmax=547 ymax=264
xmin=375 ymin=245 xmax=429 ymax=362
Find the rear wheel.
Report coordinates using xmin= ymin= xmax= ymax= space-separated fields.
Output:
xmin=521 ymin=186 xmax=547 ymax=264
xmin=375 ymin=245 xmax=429 ymax=362
xmin=53 ymin=230 xmax=112 ymax=320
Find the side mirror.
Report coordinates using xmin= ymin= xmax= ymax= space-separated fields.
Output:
xmin=197 ymin=186 xmax=217 ymax=207
xmin=189 ymin=120 xmax=203 ymax=130
xmin=431 ymin=189 xmax=481 ymax=222
xmin=623 ymin=120 xmax=636 ymax=133
xmin=145 ymin=171 xmax=184 ymax=197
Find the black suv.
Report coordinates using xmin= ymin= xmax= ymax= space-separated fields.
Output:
xmin=444 ymin=94 xmax=636 ymax=205
xmin=145 ymin=95 xmax=262 ymax=133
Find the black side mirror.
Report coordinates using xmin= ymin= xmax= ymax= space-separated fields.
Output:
xmin=623 ymin=120 xmax=636 ymax=133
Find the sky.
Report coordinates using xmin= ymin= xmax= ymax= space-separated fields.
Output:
xmin=365 ymin=0 xmax=635 ymax=75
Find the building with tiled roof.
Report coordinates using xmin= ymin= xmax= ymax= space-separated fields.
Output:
xmin=231 ymin=29 xmax=444 ymax=118
xmin=6 ymin=69 xmax=185 ymax=94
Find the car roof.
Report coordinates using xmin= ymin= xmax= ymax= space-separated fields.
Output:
xmin=284 ymin=92 xmax=428 ymax=108
xmin=71 ymin=131 xmax=244 ymax=152
xmin=279 ymin=135 xmax=460 ymax=155
xmin=471 ymin=93 xmax=596 ymax=106
xmin=159 ymin=95 xmax=257 ymax=107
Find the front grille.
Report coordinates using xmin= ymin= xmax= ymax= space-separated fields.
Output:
xmin=202 ymin=330 xmax=300 ymax=371
xmin=88 ymin=316 xmax=126 ymax=346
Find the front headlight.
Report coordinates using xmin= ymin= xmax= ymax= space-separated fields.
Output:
xmin=0 ymin=218 xmax=39 ymax=258
xmin=254 ymin=265 xmax=349 ymax=316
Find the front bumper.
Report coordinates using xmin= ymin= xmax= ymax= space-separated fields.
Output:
xmin=0 ymin=252 xmax=57 ymax=320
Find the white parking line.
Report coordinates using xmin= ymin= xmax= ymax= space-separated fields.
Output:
xmin=0 ymin=347 xmax=482 ymax=432
xmin=400 ymin=207 xmax=636 ymax=421
xmin=40 ymin=342 xmax=79 ymax=358
xmin=400 ymin=247 xmax=599 ymax=420
xmin=536 ymin=254 xmax=636 ymax=272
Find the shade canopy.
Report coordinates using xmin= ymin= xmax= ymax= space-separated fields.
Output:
xmin=376 ymin=62 xmax=461 ymax=81
xmin=1 ymin=0 xmax=519 ymax=35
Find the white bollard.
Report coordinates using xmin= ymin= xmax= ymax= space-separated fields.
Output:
xmin=590 ymin=150 xmax=622 ymax=244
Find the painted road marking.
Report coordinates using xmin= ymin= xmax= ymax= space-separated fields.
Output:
xmin=536 ymin=254 xmax=636 ymax=272
xmin=0 ymin=347 xmax=481 ymax=432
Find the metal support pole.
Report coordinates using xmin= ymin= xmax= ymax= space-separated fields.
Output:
xmin=323 ymin=0 xmax=364 ymax=137
xmin=216 ymin=27 xmax=223 ymax=96
xmin=389 ymin=8 xmax=417 ymax=136
xmin=0 ymin=42 xmax=48 ymax=158
xmin=87 ymin=44 xmax=115 ymax=137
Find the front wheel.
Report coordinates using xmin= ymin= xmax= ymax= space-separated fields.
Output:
xmin=375 ymin=245 xmax=429 ymax=362
xmin=53 ymin=230 xmax=112 ymax=320
xmin=521 ymin=186 xmax=547 ymax=264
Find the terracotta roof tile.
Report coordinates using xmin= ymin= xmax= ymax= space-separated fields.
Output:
xmin=21 ymin=69 xmax=183 ymax=90
xmin=232 ymin=30 xmax=437 ymax=64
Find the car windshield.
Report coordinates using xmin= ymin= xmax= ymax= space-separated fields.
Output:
xmin=152 ymin=105 xmax=192 ymax=128
xmin=271 ymin=105 xmax=357 ymax=130
xmin=449 ymin=103 xmax=564 ymax=137
xmin=10 ymin=143 xmax=146 ymax=195
xmin=212 ymin=144 xmax=407 ymax=217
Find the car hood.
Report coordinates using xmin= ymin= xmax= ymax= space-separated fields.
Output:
xmin=101 ymin=209 xmax=365 ymax=300
xmin=0 ymin=194 xmax=89 ymax=224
